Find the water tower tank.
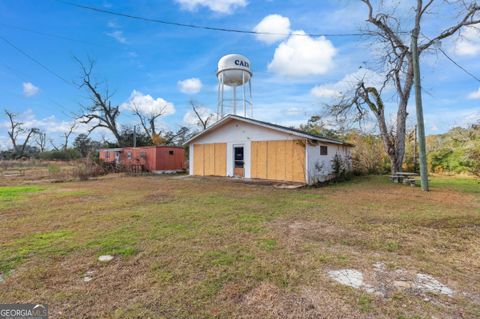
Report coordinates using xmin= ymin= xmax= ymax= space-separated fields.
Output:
xmin=217 ymin=54 xmax=253 ymax=119
xmin=217 ymin=54 xmax=252 ymax=86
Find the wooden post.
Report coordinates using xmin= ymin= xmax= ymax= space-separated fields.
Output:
xmin=413 ymin=124 xmax=417 ymax=172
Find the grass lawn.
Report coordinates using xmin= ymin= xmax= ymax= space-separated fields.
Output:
xmin=0 ymin=174 xmax=479 ymax=318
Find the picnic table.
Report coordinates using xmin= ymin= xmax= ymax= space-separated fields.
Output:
xmin=389 ymin=172 xmax=419 ymax=186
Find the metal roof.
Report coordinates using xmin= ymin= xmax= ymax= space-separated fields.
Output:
xmin=184 ymin=114 xmax=354 ymax=146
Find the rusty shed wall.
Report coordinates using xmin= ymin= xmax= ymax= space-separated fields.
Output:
xmin=156 ymin=147 xmax=185 ymax=171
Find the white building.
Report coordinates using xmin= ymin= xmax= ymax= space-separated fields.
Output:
xmin=184 ymin=114 xmax=353 ymax=184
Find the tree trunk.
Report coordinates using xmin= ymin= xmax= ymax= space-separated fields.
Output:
xmin=394 ymin=99 xmax=408 ymax=174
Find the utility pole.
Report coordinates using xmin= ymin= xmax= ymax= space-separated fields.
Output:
xmin=133 ymin=125 xmax=137 ymax=147
xmin=411 ymin=33 xmax=429 ymax=191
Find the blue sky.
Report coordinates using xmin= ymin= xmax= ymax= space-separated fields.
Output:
xmin=1 ymin=0 xmax=479 ymax=148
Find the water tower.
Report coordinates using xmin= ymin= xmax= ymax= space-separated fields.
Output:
xmin=217 ymin=54 xmax=253 ymax=119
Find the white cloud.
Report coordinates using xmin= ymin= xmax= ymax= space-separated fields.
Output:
xmin=177 ymin=78 xmax=203 ymax=94
xmin=311 ymin=68 xmax=385 ymax=99
xmin=183 ymin=106 xmax=216 ymax=127
xmin=22 ymin=82 xmax=40 ymax=97
xmin=454 ymin=27 xmax=480 ymax=56
xmin=425 ymin=107 xmax=480 ymax=133
xmin=268 ymin=31 xmax=336 ymax=78
xmin=0 ymin=109 xmax=93 ymax=146
xmin=0 ymin=135 xmax=9 ymax=150
xmin=467 ymin=87 xmax=480 ymax=99
xmin=253 ymin=14 xmax=291 ymax=44
xmin=310 ymin=86 xmax=340 ymax=99
xmin=175 ymin=0 xmax=246 ymax=14
xmin=107 ymin=20 xmax=119 ymax=28
xmin=464 ymin=110 xmax=480 ymax=124
xmin=0 ymin=109 xmax=128 ymax=148
xmin=121 ymin=90 xmax=175 ymax=116
xmin=106 ymin=30 xmax=127 ymax=44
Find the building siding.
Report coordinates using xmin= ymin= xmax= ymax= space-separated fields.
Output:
xmin=188 ymin=118 xmax=353 ymax=184
xmin=306 ymin=143 xmax=352 ymax=184
xmin=99 ymin=146 xmax=185 ymax=172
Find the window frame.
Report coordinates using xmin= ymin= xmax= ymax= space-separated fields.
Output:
xmin=233 ymin=146 xmax=244 ymax=168
xmin=320 ymin=145 xmax=328 ymax=156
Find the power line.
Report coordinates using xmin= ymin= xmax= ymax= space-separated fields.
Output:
xmin=0 ymin=34 xmax=74 ymax=86
xmin=437 ymin=47 xmax=480 ymax=83
xmin=54 ymin=0 xmax=401 ymax=38
xmin=420 ymin=33 xmax=480 ymax=83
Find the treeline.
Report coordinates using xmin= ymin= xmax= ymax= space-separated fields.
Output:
xmin=1 ymin=132 xmax=102 ymax=161
xmin=427 ymin=123 xmax=480 ymax=176
xmin=299 ymin=116 xmax=480 ymax=178
xmin=0 ymin=128 xmax=195 ymax=161
xmin=0 ymin=115 xmax=197 ymax=161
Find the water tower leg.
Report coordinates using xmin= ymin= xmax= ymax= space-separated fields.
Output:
xmin=233 ymin=86 xmax=237 ymax=115
xmin=242 ymin=71 xmax=246 ymax=117
xmin=220 ymin=74 xmax=225 ymax=118
xmin=217 ymin=80 xmax=221 ymax=121
xmin=249 ymin=80 xmax=253 ymax=118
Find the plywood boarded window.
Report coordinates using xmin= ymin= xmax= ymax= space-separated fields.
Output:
xmin=251 ymin=140 xmax=305 ymax=183
xmin=193 ymin=143 xmax=227 ymax=176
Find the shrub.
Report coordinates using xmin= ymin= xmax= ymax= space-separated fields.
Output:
xmin=47 ymin=163 xmax=61 ymax=175
xmin=464 ymin=147 xmax=480 ymax=179
xmin=347 ymin=132 xmax=389 ymax=175
xmin=331 ymin=154 xmax=352 ymax=182
xmin=73 ymin=159 xmax=106 ymax=181
xmin=39 ymin=149 xmax=81 ymax=161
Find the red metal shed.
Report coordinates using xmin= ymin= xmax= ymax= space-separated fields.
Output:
xmin=99 ymin=146 xmax=185 ymax=172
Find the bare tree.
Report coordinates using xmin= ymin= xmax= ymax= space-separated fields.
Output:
xmin=4 ymin=110 xmax=39 ymax=157
xmin=75 ymin=57 xmax=123 ymax=146
xmin=190 ymin=101 xmax=214 ymax=131
xmin=327 ymin=0 xmax=480 ymax=173
xmin=163 ymin=126 xmax=192 ymax=145
xmin=35 ymin=130 xmax=47 ymax=152
xmin=131 ymin=101 xmax=169 ymax=141
xmin=49 ymin=122 xmax=76 ymax=151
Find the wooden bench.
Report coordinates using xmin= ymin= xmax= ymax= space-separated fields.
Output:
xmin=389 ymin=172 xmax=418 ymax=187
xmin=402 ymin=178 xmax=417 ymax=187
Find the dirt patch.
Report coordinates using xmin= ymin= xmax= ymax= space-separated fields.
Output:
xmin=273 ymin=220 xmax=366 ymax=253
xmin=143 ymin=191 xmax=176 ymax=204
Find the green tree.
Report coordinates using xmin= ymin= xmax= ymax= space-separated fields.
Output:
xmin=299 ymin=116 xmax=341 ymax=140
xmin=73 ymin=134 xmax=102 ymax=157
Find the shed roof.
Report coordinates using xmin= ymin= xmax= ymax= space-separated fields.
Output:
xmin=185 ymin=114 xmax=353 ymax=146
